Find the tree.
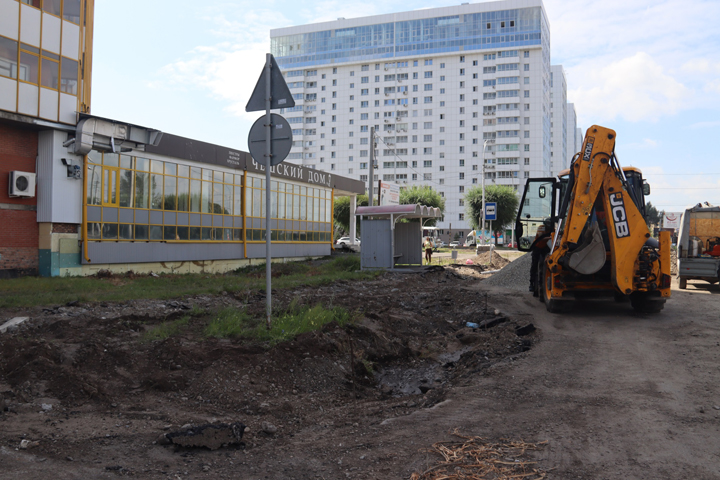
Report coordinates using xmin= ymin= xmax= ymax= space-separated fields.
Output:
xmin=399 ymin=185 xmax=446 ymax=226
xmin=333 ymin=195 xmax=368 ymax=236
xmin=465 ymin=185 xmax=519 ymax=243
xmin=645 ymin=201 xmax=663 ymax=231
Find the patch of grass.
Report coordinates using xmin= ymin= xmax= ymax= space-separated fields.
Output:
xmin=205 ymin=299 xmax=354 ymax=345
xmin=143 ymin=315 xmax=190 ymax=341
xmin=204 ymin=308 xmax=254 ymax=338
xmin=0 ymin=255 xmax=379 ymax=309
xmin=326 ymin=255 xmax=361 ymax=272
xmin=188 ymin=305 xmax=208 ymax=317
xmin=361 ymin=358 xmax=375 ymax=374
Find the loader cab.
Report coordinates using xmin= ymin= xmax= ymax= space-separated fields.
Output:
xmin=515 ymin=177 xmax=559 ymax=251
xmin=622 ymin=167 xmax=648 ymax=218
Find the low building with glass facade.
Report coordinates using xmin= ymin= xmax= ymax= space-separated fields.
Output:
xmin=78 ymin=124 xmax=362 ymax=275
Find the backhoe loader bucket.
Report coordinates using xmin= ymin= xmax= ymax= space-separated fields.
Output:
xmin=568 ymin=221 xmax=606 ymax=275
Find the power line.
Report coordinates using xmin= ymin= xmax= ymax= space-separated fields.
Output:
xmin=652 ymin=187 xmax=719 ymax=190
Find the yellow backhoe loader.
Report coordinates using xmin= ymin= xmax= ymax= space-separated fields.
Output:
xmin=515 ymin=125 xmax=671 ymax=313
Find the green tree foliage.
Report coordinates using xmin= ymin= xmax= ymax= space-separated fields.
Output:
xmin=399 ymin=185 xmax=446 ymax=226
xmin=464 ymin=184 xmax=519 ymax=236
xmin=645 ymin=201 xmax=663 ymax=230
xmin=333 ymin=195 xmax=368 ymax=234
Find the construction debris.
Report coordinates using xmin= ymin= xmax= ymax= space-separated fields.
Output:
xmin=410 ymin=430 xmax=549 ymax=480
xmin=163 ymin=422 xmax=247 ymax=450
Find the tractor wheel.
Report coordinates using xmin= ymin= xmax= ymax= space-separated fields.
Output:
xmin=630 ymin=292 xmax=666 ymax=314
xmin=678 ymin=277 xmax=687 ymax=289
xmin=536 ymin=255 xmax=546 ymax=303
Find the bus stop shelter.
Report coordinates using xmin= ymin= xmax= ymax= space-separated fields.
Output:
xmin=355 ymin=204 xmax=442 ymax=269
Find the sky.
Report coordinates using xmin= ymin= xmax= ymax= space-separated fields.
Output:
xmin=91 ymin=0 xmax=720 ymax=214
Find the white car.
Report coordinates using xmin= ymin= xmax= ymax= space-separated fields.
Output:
xmin=336 ymin=237 xmax=361 ymax=246
xmin=449 ymin=241 xmax=460 ymax=248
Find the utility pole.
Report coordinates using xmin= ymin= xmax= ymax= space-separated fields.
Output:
xmin=368 ymin=127 xmax=375 ymax=206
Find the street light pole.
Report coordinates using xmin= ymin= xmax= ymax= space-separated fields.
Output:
xmin=481 ymin=139 xmax=489 ymax=245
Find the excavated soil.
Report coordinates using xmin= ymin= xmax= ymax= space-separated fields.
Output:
xmin=2 ymin=256 xmax=717 ymax=479
xmin=0 ymin=265 xmax=535 ymax=479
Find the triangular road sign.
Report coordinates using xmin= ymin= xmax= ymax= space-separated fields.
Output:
xmin=245 ymin=54 xmax=296 ymax=112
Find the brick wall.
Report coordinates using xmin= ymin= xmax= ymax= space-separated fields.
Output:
xmin=0 ymin=123 xmax=39 ymax=274
xmin=0 ymin=123 xmax=38 ymax=204
xmin=52 ymin=223 xmax=79 ymax=234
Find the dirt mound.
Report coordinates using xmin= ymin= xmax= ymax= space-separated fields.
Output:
xmin=467 ymin=250 xmax=511 ymax=270
xmin=483 ymin=253 xmax=532 ymax=291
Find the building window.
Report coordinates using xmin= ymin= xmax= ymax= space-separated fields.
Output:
xmin=85 ymin=154 xmax=333 ymax=243
xmin=459 ymin=213 xmax=464 ymax=221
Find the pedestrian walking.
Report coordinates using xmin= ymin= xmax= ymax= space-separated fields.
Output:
xmin=424 ymin=237 xmax=434 ymax=264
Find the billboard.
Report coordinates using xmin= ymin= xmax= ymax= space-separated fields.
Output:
xmin=663 ymin=212 xmax=682 ymax=229
xmin=378 ymin=181 xmax=400 ymax=205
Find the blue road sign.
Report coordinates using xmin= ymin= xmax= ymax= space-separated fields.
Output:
xmin=485 ymin=202 xmax=497 ymax=221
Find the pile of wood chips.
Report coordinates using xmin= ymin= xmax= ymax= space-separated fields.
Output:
xmin=410 ymin=430 xmax=549 ymax=480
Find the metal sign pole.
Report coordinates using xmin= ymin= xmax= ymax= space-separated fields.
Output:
xmin=264 ymin=53 xmax=272 ymax=330
xmin=246 ymin=52 xmax=295 ymax=330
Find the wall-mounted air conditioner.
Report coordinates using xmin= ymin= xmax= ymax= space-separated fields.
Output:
xmin=9 ymin=171 xmax=36 ymax=198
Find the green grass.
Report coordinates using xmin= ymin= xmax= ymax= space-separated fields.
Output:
xmin=143 ymin=315 xmax=191 ymax=341
xmin=0 ymin=255 xmax=376 ymax=309
xmin=205 ymin=298 xmax=354 ymax=345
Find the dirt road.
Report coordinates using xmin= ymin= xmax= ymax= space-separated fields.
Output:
xmin=1 ymin=266 xmax=718 ymax=479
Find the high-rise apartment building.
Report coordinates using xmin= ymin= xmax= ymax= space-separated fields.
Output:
xmin=566 ymin=102 xmax=578 ymax=161
xmin=271 ymin=0 xmax=565 ymax=236
xmin=549 ymin=65 xmax=567 ymax=176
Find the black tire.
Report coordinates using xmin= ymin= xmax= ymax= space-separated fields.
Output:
xmin=537 ymin=255 xmax=546 ymax=303
xmin=679 ymin=277 xmax=687 ymax=289
xmin=542 ymin=263 xmax=571 ymax=313
xmin=630 ymin=292 xmax=666 ymax=314
xmin=613 ymin=292 xmax=630 ymax=303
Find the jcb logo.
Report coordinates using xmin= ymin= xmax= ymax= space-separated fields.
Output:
xmin=609 ymin=192 xmax=630 ymax=238
xmin=583 ymin=136 xmax=595 ymax=161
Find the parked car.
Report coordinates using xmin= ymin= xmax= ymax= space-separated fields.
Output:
xmin=449 ymin=241 xmax=460 ymax=248
xmin=336 ymin=237 xmax=361 ymax=246
xmin=434 ymin=239 xmax=446 ymax=248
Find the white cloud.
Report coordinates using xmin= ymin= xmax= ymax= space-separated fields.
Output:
xmin=547 ymin=0 xmax=720 ymax=124
xmin=624 ymin=138 xmax=658 ymax=150
xmin=568 ymin=52 xmax=689 ymax=123
xmin=686 ymin=120 xmax=720 ymax=129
